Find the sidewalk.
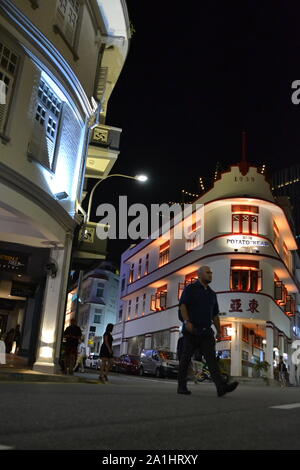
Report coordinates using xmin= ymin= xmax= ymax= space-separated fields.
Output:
xmin=0 ymin=366 xmax=100 ymax=384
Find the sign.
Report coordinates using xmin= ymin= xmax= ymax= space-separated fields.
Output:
xmin=234 ymin=176 xmax=255 ymax=182
xmin=0 ymin=252 xmax=28 ymax=273
xmin=229 ymin=298 xmax=260 ymax=314
xmin=227 ymin=235 xmax=269 ymax=247
xmin=10 ymin=281 xmax=37 ymax=298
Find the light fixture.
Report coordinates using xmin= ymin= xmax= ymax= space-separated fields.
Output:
xmin=262 ymin=339 xmax=267 ymax=345
xmin=135 ymin=175 xmax=148 ymax=182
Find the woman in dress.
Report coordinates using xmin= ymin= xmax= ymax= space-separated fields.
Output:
xmin=99 ymin=323 xmax=114 ymax=382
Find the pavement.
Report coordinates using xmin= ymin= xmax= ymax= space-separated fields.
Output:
xmin=0 ymin=371 xmax=300 ymax=450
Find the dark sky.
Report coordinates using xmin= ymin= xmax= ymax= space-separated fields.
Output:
xmin=90 ymin=1 xmax=300 ymax=266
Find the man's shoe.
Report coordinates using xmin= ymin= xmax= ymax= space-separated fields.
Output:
xmin=217 ymin=381 xmax=239 ymax=397
xmin=177 ymin=388 xmax=192 ymax=395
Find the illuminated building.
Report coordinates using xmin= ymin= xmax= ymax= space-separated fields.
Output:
xmin=114 ymin=159 xmax=299 ymax=381
xmin=0 ymin=0 xmax=130 ymax=372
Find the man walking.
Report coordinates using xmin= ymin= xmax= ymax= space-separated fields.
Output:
xmin=177 ymin=266 xmax=239 ymax=397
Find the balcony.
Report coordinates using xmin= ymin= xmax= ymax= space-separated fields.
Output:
xmin=150 ymin=292 xmax=167 ymax=311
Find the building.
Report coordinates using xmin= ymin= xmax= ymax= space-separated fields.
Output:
xmin=272 ymin=164 xmax=300 ymax=242
xmin=114 ymin=159 xmax=300 ymax=381
xmin=0 ymin=0 xmax=130 ymax=372
xmin=66 ymin=262 xmax=119 ymax=353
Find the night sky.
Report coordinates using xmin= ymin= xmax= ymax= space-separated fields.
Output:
xmin=89 ymin=1 xmax=300 ymax=266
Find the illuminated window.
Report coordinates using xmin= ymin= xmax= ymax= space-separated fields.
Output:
xmin=159 ymin=241 xmax=170 ymax=266
xmin=232 ymin=205 xmax=259 ymax=235
xmin=242 ymin=326 xmax=249 ymax=342
xmin=230 ymin=260 xmax=262 ymax=292
xmin=129 ymin=264 xmax=134 ymax=283
xmin=56 ymin=0 xmax=80 ymax=46
xmin=127 ymin=299 xmax=132 ymax=319
xmin=0 ymin=41 xmax=18 ymax=133
xmin=151 ymin=285 xmax=167 ymax=311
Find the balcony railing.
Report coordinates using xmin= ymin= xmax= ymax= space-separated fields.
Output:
xmin=150 ymin=292 xmax=167 ymax=311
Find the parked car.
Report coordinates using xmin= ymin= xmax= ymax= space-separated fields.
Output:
xmin=85 ymin=353 xmax=100 ymax=369
xmin=139 ymin=349 xmax=179 ymax=378
xmin=114 ymin=354 xmax=141 ymax=375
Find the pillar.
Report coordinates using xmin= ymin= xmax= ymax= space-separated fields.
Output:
xmin=169 ymin=327 xmax=180 ymax=354
xmin=265 ymin=322 xmax=274 ymax=379
xmin=121 ymin=338 xmax=128 ymax=355
xmin=278 ymin=333 xmax=284 ymax=358
xmin=230 ymin=321 xmax=242 ymax=377
xmin=33 ymin=232 xmax=73 ymax=374
xmin=288 ymin=341 xmax=296 ymax=385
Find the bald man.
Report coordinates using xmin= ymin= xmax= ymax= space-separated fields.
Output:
xmin=178 ymin=266 xmax=239 ymax=397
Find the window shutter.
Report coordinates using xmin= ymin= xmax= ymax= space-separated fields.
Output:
xmin=0 ymin=42 xmax=18 ymax=134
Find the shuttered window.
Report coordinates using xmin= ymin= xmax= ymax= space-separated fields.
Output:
xmin=28 ymin=78 xmax=63 ymax=171
xmin=56 ymin=0 xmax=80 ymax=46
xmin=0 ymin=41 xmax=18 ymax=134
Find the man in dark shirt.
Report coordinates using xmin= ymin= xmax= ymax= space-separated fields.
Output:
xmin=63 ymin=318 xmax=82 ymax=375
xmin=177 ymin=266 xmax=239 ymax=397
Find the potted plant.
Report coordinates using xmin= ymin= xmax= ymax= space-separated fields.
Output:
xmin=253 ymin=359 xmax=270 ymax=385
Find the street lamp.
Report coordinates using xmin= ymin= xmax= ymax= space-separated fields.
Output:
xmin=86 ymin=173 xmax=148 ymax=222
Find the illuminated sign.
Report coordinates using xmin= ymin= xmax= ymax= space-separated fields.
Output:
xmin=0 ymin=252 xmax=28 ymax=273
xmin=227 ymin=235 xmax=269 ymax=247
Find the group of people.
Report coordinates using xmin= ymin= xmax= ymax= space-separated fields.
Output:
xmin=62 ymin=318 xmax=114 ymax=381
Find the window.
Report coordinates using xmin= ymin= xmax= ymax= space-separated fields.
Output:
xmin=96 ymin=282 xmax=104 ymax=298
xmin=242 ymin=326 xmax=249 ymax=342
xmin=29 ymin=78 xmax=63 ymax=171
xmin=230 ymin=260 xmax=262 ymax=292
xmin=135 ymin=296 xmax=139 ymax=317
xmin=159 ymin=241 xmax=170 ymax=267
xmin=89 ymin=326 xmax=96 ymax=333
xmin=242 ymin=350 xmax=249 ymax=361
xmin=151 ymin=285 xmax=167 ymax=311
xmin=118 ymin=306 xmax=123 ymax=320
xmin=127 ymin=300 xmax=132 ymax=319
xmin=55 ymin=0 xmax=80 ymax=46
xmin=94 ymin=314 xmax=103 ymax=324
xmin=138 ymin=258 xmax=142 ymax=279
xmin=232 ymin=205 xmax=259 ymax=235
xmin=129 ymin=264 xmax=134 ymax=283
xmin=145 ymin=254 xmax=149 ymax=275
xmin=220 ymin=325 xmax=232 ymax=340
xmin=274 ymin=221 xmax=280 ymax=253
xmin=186 ymin=220 xmax=202 ymax=251
xmin=178 ymin=271 xmax=198 ymax=299
xmin=121 ymin=277 xmax=125 ymax=292
xmin=142 ymin=293 xmax=146 ymax=315
xmin=0 ymin=41 xmax=18 ymax=134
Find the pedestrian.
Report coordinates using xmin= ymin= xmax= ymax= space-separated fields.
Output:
xmin=99 ymin=323 xmax=114 ymax=383
xmin=278 ymin=357 xmax=287 ymax=388
xmin=63 ymin=318 xmax=82 ymax=375
xmin=177 ymin=335 xmax=199 ymax=384
xmin=4 ymin=328 xmax=15 ymax=354
xmin=73 ymin=338 xmax=87 ymax=373
xmin=177 ymin=265 xmax=239 ymax=396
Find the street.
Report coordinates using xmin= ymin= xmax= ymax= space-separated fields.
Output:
xmin=0 ymin=373 xmax=300 ymax=450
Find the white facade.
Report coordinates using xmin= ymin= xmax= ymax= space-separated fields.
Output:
xmin=66 ymin=267 xmax=119 ymax=354
xmin=114 ymin=163 xmax=300 ymax=381
xmin=0 ymin=0 xmax=129 ymax=372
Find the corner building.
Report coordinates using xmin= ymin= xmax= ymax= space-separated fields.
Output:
xmin=114 ymin=162 xmax=299 ymax=381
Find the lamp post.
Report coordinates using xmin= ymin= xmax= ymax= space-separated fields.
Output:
xmin=86 ymin=173 xmax=148 ymax=222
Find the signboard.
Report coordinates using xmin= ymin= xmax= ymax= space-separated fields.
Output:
xmin=226 ymin=235 xmax=269 ymax=247
xmin=10 ymin=281 xmax=37 ymax=298
xmin=0 ymin=252 xmax=28 ymax=273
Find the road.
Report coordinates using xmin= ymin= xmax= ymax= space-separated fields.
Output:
xmin=0 ymin=372 xmax=300 ymax=450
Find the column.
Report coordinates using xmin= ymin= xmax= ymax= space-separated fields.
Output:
xmin=230 ymin=321 xmax=242 ymax=377
xmin=121 ymin=338 xmax=128 ymax=355
xmin=265 ymin=322 xmax=274 ymax=379
xmin=169 ymin=327 xmax=180 ymax=354
xmin=144 ymin=334 xmax=152 ymax=349
xmin=288 ymin=340 xmax=296 ymax=385
xmin=278 ymin=333 xmax=284 ymax=358
xmin=33 ymin=232 xmax=73 ymax=374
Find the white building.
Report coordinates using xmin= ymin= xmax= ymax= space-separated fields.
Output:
xmin=66 ymin=263 xmax=120 ymax=353
xmin=114 ymin=160 xmax=300 ymax=381
xmin=0 ymin=0 xmax=130 ymax=372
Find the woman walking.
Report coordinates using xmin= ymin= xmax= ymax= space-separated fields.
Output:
xmin=99 ymin=323 xmax=114 ymax=383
